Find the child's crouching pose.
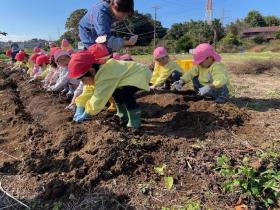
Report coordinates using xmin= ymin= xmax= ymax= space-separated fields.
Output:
xmin=172 ymin=43 xmax=231 ymax=103
xmin=150 ymin=47 xmax=183 ymax=90
xmin=68 ymin=44 xmax=152 ymax=130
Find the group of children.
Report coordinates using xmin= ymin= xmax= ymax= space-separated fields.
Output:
xmin=3 ymin=0 xmax=231 ymax=130
xmin=6 ymin=39 xmax=231 ymax=130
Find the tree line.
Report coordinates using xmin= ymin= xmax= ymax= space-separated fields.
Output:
xmin=60 ymin=9 xmax=280 ymax=53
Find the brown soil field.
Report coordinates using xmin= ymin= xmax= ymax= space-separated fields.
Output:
xmin=0 ymin=61 xmax=279 ymax=209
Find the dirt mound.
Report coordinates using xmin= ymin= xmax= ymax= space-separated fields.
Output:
xmin=227 ymin=59 xmax=280 ymax=75
xmin=0 ymin=66 xmax=264 ymax=209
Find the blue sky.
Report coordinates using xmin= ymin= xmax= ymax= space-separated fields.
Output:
xmin=0 ymin=0 xmax=279 ymax=42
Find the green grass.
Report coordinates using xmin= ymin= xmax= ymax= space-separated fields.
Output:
xmin=0 ymin=54 xmax=9 ymax=61
xmin=134 ymin=52 xmax=280 ymax=64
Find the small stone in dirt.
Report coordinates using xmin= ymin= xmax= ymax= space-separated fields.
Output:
xmin=69 ymin=193 xmax=76 ymax=200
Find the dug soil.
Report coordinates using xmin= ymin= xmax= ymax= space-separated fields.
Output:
xmin=0 ymin=64 xmax=279 ymax=209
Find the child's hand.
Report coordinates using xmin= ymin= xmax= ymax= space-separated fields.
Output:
xmin=171 ymin=79 xmax=185 ymax=91
xmin=65 ymin=103 xmax=76 ymax=111
xmin=127 ymin=35 xmax=138 ymax=46
xmin=95 ymin=35 xmax=107 ymax=44
xmin=198 ymin=85 xmax=211 ymax=96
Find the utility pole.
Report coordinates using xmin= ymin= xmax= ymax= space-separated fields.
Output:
xmin=205 ymin=0 xmax=213 ymax=25
xmin=153 ymin=5 xmax=160 ymax=50
xmin=221 ymin=8 xmax=225 ymax=26
xmin=221 ymin=8 xmax=230 ymax=26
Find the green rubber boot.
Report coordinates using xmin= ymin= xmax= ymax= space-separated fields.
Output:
xmin=126 ymin=108 xmax=141 ymax=129
xmin=115 ymin=104 xmax=128 ymax=120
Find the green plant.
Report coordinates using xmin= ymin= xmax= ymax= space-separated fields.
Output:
xmin=52 ymin=201 xmax=62 ymax=210
xmin=161 ymin=198 xmax=201 ymax=210
xmin=154 ymin=164 xmax=174 ymax=190
xmin=184 ymin=199 xmax=201 ymax=210
xmin=216 ymin=152 xmax=280 ymax=208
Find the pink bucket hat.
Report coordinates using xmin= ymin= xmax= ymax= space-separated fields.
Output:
xmin=54 ymin=50 xmax=70 ymax=63
xmin=153 ymin=47 xmax=168 ymax=59
xmin=193 ymin=43 xmax=221 ymax=65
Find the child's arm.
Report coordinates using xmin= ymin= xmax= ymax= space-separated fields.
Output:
xmin=181 ymin=66 xmax=199 ymax=83
xmin=153 ymin=62 xmax=183 ymax=87
xmin=49 ymin=70 xmax=69 ymax=92
xmin=75 ymin=85 xmax=94 ymax=108
xmin=150 ymin=64 xmax=160 ymax=85
xmin=209 ymin=63 xmax=228 ymax=88
xmin=84 ymin=79 xmax=119 ymax=116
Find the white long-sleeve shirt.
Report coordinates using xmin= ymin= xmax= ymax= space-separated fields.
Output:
xmin=50 ymin=67 xmax=79 ymax=92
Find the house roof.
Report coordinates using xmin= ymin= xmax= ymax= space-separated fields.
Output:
xmin=243 ymin=26 xmax=280 ymax=34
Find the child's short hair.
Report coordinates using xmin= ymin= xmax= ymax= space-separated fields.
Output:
xmin=111 ymin=0 xmax=134 ymax=13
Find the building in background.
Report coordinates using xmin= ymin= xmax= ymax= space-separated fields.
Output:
xmin=242 ymin=26 xmax=280 ymax=40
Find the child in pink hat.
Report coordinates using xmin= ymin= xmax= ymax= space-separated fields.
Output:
xmin=47 ymin=50 xmax=79 ymax=99
xmin=150 ymin=47 xmax=183 ymax=90
xmin=172 ymin=43 xmax=231 ymax=103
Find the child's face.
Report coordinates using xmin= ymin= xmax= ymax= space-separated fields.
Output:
xmin=23 ymin=57 xmax=28 ymax=63
xmin=81 ymin=76 xmax=94 ymax=85
xmin=155 ymin=56 xmax=169 ymax=66
xmin=80 ymin=68 xmax=96 ymax=85
xmin=199 ymin=57 xmax=215 ymax=68
xmin=57 ymin=55 xmax=70 ymax=67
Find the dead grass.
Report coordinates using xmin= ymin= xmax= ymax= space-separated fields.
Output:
xmin=227 ymin=59 xmax=280 ymax=75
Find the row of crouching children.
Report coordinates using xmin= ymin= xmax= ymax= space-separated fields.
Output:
xmin=6 ymin=41 xmax=231 ymax=130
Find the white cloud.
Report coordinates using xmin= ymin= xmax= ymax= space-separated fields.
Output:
xmin=0 ymin=34 xmax=36 ymax=42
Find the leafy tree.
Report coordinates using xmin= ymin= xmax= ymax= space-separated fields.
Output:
xmin=244 ymin=10 xmax=266 ymax=27
xmin=112 ymin=11 xmax=167 ymax=46
xmin=175 ymin=34 xmax=195 ymax=52
xmin=220 ymin=32 xmax=242 ymax=46
xmin=167 ymin=19 xmax=225 ymax=44
xmin=58 ymin=31 xmax=76 ymax=47
xmin=264 ymin=16 xmax=280 ymax=26
xmin=166 ymin=23 xmax=188 ymax=40
xmin=226 ymin=19 xmax=250 ymax=36
xmin=65 ymin=9 xmax=87 ymax=41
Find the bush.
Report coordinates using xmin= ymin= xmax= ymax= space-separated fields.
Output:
xmin=175 ymin=34 xmax=195 ymax=53
xmin=253 ymin=36 xmax=265 ymax=44
xmin=220 ymin=32 xmax=242 ymax=46
xmin=274 ymin=31 xmax=280 ymax=39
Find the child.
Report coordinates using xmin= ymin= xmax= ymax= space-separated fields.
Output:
xmin=33 ymin=47 xmax=42 ymax=53
xmin=31 ymin=54 xmax=49 ymax=80
xmin=47 ymin=50 xmax=79 ymax=96
xmin=68 ymin=44 xmax=152 ymax=129
xmin=42 ymin=58 xmax=58 ymax=89
xmin=5 ymin=49 xmax=12 ymax=58
xmin=61 ymin=39 xmax=74 ymax=54
xmin=10 ymin=43 xmax=20 ymax=63
xmin=172 ymin=43 xmax=231 ymax=103
xmin=13 ymin=51 xmax=29 ymax=73
xmin=79 ymin=0 xmax=137 ymax=50
xmin=69 ymin=51 xmax=135 ymax=113
xmin=27 ymin=53 xmax=40 ymax=77
xmin=150 ymin=47 xmax=183 ymax=90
